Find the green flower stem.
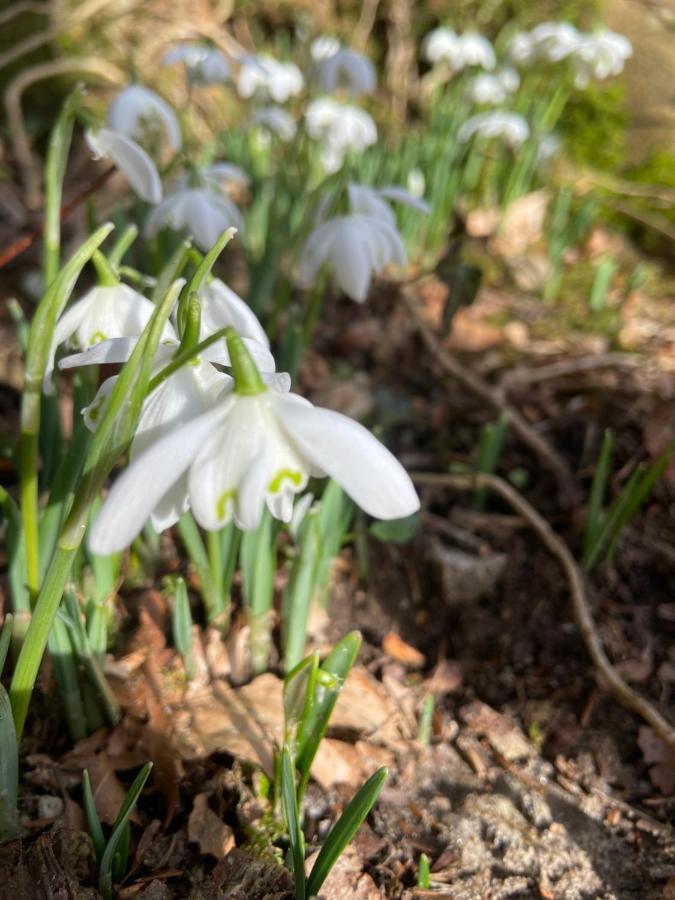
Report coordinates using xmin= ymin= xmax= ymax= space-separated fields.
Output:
xmin=226 ymin=328 xmax=266 ymax=395
xmin=19 ymin=431 xmax=40 ymax=602
xmin=91 ymin=250 xmax=119 ymax=287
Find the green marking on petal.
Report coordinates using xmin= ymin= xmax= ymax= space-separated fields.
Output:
xmin=88 ymin=331 xmax=108 ymax=345
xmin=268 ymin=469 xmax=303 ymax=493
xmin=216 ymin=488 xmax=237 ymax=520
xmin=86 ymin=395 xmax=106 ymax=423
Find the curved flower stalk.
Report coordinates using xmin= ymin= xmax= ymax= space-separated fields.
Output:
xmin=468 ymin=68 xmax=519 ymax=105
xmin=85 ymin=128 xmax=162 ymax=203
xmin=249 ymin=106 xmax=297 ymax=142
xmin=107 ymin=84 xmax=181 ymax=152
xmin=305 ymin=98 xmax=377 ymax=173
xmin=89 ymin=330 xmax=419 ymax=553
xmin=162 ymin=44 xmax=230 ymax=85
xmin=236 ymin=54 xmax=304 ymax=103
xmin=423 ymin=27 xmax=496 ymax=71
xmin=315 ymin=47 xmax=376 ymax=97
xmin=347 ymin=183 xmax=431 ymax=226
xmin=297 ymin=214 xmax=405 ymax=302
xmin=145 ymin=165 xmax=248 ymax=251
xmin=43 ymin=283 xmax=172 ymax=393
xmin=458 ymin=111 xmax=530 ymax=148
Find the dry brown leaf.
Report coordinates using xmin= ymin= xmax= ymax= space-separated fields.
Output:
xmin=332 ymin=669 xmax=407 ymax=748
xmin=305 ymin=845 xmax=380 ymax=900
xmin=426 ymin=659 xmax=463 ymax=695
xmin=493 ymin=189 xmax=550 ymax=256
xmin=382 ymin=632 xmax=425 ymax=668
xmin=62 ymin=751 xmax=136 ymax=826
xmin=460 ymin=700 xmax=535 ymax=762
xmin=311 ymin=739 xmax=363 ymax=791
xmin=188 ymin=793 xmax=235 ymax=859
xmin=465 ymin=206 xmax=501 ymax=238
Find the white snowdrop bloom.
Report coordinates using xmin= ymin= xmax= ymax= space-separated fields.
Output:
xmin=456 ymin=32 xmax=496 ymax=70
xmin=236 ymin=54 xmax=304 ymax=103
xmin=145 ymin=165 xmax=247 ymax=251
xmin=43 ymin=283 xmax=170 ymax=394
xmin=310 ymin=36 xmax=341 ymax=62
xmin=315 ymin=47 xmax=376 ymax=97
xmin=529 ymin=22 xmax=582 ymax=62
xmin=468 ymin=67 xmax=519 ymax=105
xmin=498 ymin=67 xmax=520 ymax=93
xmin=305 ymin=98 xmax=377 ymax=173
xmin=571 ymin=29 xmax=632 ymax=86
xmin=297 ymin=214 xmax=405 ymax=302
xmin=422 ymin=26 xmax=460 ymax=65
xmin=347 ymin=183 xmax=430 ymax=227
xmin=198 ymin=278 xmax=270 ymax=351
xmin=407 ymin=168 xmax=426 ymax=200
xmin=86 ymin=128 xmax=162 ymax=203
xmin=162 ymin=44 xmax=230 ymax=84
xmin=88 ymin=331 xmax=420 ymax=552
xmin=458 ymin=111 xmax=530 ymax=148
xmin=507 ymin=31 xmax=535 ymax=65
xmin=107 ymin=84 xmax=181 ymax=152
xmin=249 ymin=106 xmax=297 ymax=141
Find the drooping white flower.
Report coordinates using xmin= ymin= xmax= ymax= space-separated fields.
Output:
xmin=507 ymin=31 xmax=536 ymax=65
xmin=571 ymin=29 xmax=632 ymax=87
xmin=315 ymin=47 xmax=376 ymax=97
xmin=162 ymin=43 xmax=230 ymax=84
xmin=249 ymin=106 xmax=297 ymax=141
xmin=86 ymin=128 xmax=162 ymax=203
xmin=305 ymin=97 xmax=377 ymax=172
xmin=468 ymin=67 xmax=520 ymax=105
xmin=197 ymin=278 xmax=270 ymax=350
xmin=310 ymin=36 xmax=341 ymax=62
xmin=297 ymin=214 xmax=405 ymax=302
xmin=145 ymin=164 xmax=248 ymax=251
xmin=235 ymin=54 xmax=304 ymax=103
xmin=88 ymin=332 xmax=420 ymax=552
xmin=107 ymin=84 xmax=181 ymax=152
xmin=43 ymin=283 xmax=171 ymax=393
xmin=458 ymin=111 xmax=530 ymax=148
xmin=423 ymin=27 xmax=495 ymax=71
xmin=347 ymin=183 xmax=430 ymax=226
xmin=529 ymin=22 xmax=582 ymax=62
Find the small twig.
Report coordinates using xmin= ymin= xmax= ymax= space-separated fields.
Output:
xmin=401 ymin=288 xmax=581 ymax=503
xmin=412 ymin=471 xmax=675 ymax=754
xmin=0 ymin=165 xmax=116 ymax=270
xmin=500 ymin=353 xmax=642 ymax=390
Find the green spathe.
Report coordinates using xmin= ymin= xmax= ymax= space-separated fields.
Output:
xmin=226 ymin=327 xmax=266 ymax=395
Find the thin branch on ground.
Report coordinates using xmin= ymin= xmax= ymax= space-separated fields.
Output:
xmin=413 ymin=471 xmax=675 ymax=754
xmin=401 ymin=287 xmax=582 ymax=503
xmin=500 ymin=352 xmax=642 ymax=389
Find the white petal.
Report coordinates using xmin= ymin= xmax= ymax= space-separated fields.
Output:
xmin=82 ymin=376 xmax=117 ymax=432
xmin=273 ymin=394 xmax=420 ymax=520
xmin=378 ymin=186 xmax=431 ymax=215
xmin=87 ymin=129 xmax=162 ymax=203
xmin=235 ymin=447 xmax=270 ymax=531
xmin=59 ymin=336 xmax=138 ymax=370
xmin=43 ymin=295 xmax=92 ymax=393
xmin=200 ymin=279 xmax=269 ymax=349
xmin=107 ymin=85 xmax=182 ymax=152
xmin=89 ymin=400 xmax=231 ymax=553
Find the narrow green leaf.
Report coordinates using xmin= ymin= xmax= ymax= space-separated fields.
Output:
xmin=0 ymin=684 xmax=18 ymax=841
xmin=306 ymin=767 xmax=387 ymax=898
xmin=0 ymin=615 xmax=13 ymax=678
xmin=583 ymin=429 xmax=613 ymax=556
xmin=418 ymin=853 xmax=431 ymax=889
xmin=280 ymin=747 xmax=305 ymax=900
xmin=99 ymin=763 xmax=152 ymax=900
xmin=82 ymin=769 xmax=105 ymax=863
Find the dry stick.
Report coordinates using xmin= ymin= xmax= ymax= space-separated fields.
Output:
xmin=0 ymin=165 xmax=116 ymax=270
xmin=401 ymin=288 xmax=581 ymax=502
xmin=500 ymin=352 xmax=642 ymax=389
xmin=413 ymin=471 xmax=675 ymax=753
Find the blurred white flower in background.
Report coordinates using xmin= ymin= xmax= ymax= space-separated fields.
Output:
xmin=423 ymin=27 xmax=496 ymax=71
xmin=406 ymin=168 xmax=426 ymax=200
xmin=297 ymin=214 xmax=406 ymax=302
xmin=310 ymin=36 xmax=341 ymax=62
xmin=86 ymin=128 xmax=162 ymax=203
xmin=458 ymin=111 xmax=530 ymax=148
xmin=236 ymin=54 xmax=304 ymax=102
xmin=162 ymin=44 xmax=231 ymax=84
xmin=468 ymin=67 xmax=519 ymax=104
xmin=315 ymin=47 xmax=376 ymax=96
xmin=107 ymin=84 xmax=181 ymax=151
xmin=571 ymin=29 xmax=632 ymax=87
xmin=249 ymin=106 xmax=297 ymax=141
xmin=535 ymin=132 xmax=562 ymax=167
xmin=145 ymin=163 xmax=248 ymax=250
xmin=347 ymin=183 xmax=430 ymax=225
xmin=43 ymin=283 xmax=170 ymax=393
xmin=305 ymin=97 xmax=377 ymax=172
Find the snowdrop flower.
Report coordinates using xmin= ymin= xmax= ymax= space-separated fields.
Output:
xmin=458 ymin=111 xmax=529 ymax=148
xmin=236 ymin=54 xmax=304 ymax=103
xmin=249 ymin=106 xmax=297 ymax=141
xmin=507 ymin=31 xmax=535 ymax=65
xmin=297 ymin=214 xmax=405 ymax=302
xmin=145 ymin=164 xmax=248 ymax=251
xmin=107 ymin=84 xmax=181 ymax=152
xmin=43 ymin=283 xmax=171 ymax=393
xmin=305 ymin=98 xmax=377 ymax=173
xmin=197 ymin=278 xmax=270 ymax=351
xmin=89 ymin=330 xmax=419 ymax=552
xmin=86 ymin=128 xmax=162 ymax=203
xmin=162 ymin=44 xmax=230 ymax=84
xmin=423 ymin=27 xmax=495 ymax=71
xmin=468 ymin=68 xmax=519 ymax=105
xmin=347 ymin=183 xmax=430 ymax=227
xmin=529 ymin=22 xmax=582 ymax=62
xmin=315 ymin=47 xmax=376 ymax=97
xmin=571 ymin=29 xmax=631 ymax=86
xmin=407 ymin=168 xmax=426 ymax=200
xmin=310 ymin=36 xmax=341 ymax=62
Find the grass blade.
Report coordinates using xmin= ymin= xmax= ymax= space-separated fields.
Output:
xmin=82 ymin=769 xmax=105 ymax=863
xmin=280 ymin=746 xmax=305 ymax=900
